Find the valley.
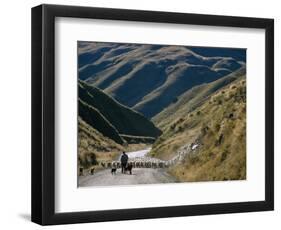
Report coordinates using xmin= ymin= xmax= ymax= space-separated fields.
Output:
xmin=77 ymin=41 xmax=246 ymax=185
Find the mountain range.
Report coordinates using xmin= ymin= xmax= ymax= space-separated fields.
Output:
xmin=78 ymin=42 xmax=245 ymax=119
xmin=153 ymin=66 xmax=246 ymax=130
xmin=78 ymin=80 xmax=161 ymax=145
xmin=78 ymin=41 xmax=246 ymax=177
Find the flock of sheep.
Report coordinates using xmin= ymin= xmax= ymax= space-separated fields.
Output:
xmin=99 ymin=141 xmax=200 ymax=169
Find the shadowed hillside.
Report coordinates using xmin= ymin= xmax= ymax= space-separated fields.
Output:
xmin=78 ymin=80 xmax=161 ymax=170
xmin=132 ymin=64 xmax=225 ymax=117
xmin=79 ymin=80 xmax=161 ymax=139
xmin=79 ymin=99 xmax=124 ymax=144
xmin=78 ymin=42 xmax=245 ymax=118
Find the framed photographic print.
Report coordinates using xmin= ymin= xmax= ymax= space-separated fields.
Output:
xmin=31 ymin=4 xmax=274 ymax=225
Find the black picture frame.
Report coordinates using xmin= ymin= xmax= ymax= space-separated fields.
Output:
xmin=31 ymin=4 xmax=274 ymax=225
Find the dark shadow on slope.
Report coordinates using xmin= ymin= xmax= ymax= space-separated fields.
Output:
xmin=79 ymin=81 xmax=162 ymax=138
xmin=106 ymin=59 xmax=177 ymax=107
xmin=134 ymin=65 xmax=224 ymax=118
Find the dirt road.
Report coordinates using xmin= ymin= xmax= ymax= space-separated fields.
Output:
xmin=78 ymin=148 xmax=177 ymax=187
xmin=78 ymin=167 xmax=177 ymax=187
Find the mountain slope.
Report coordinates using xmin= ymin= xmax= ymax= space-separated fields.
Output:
xmin=78 ymin=117 xmax=124 ymax=168
xmin=78 ymin=42 xmax=245 ymax=118
xmin=189 ymin=46 xmax=246 ymax=62
xmin=153 ymin=66 xmax=246 ymax=130
xmin=150 ymin=77 xmax=246 ymax=181
xmin=131 ymin=64 xmax=225 ymax=117
xmin=79 ymin=99 xmax=124 ymax=144
xmin=79 ymin=80 xmax=161 ymax=138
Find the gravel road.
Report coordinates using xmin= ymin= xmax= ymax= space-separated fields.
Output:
xmin=78 ymin=167 xmax=177 ymax=187
xmin=78 ymin=148 xmax=177 ymax=187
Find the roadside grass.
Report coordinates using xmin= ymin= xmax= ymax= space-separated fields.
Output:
xmin=151 ymin=77 xmax=246 ymax=181
xmin=78 ymin=117 xmax=152 ymax=173
xmin=78 ymin=117 xmax=124 ymax=170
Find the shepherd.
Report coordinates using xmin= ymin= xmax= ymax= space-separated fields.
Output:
xmin=121 ymin=151 xmax=128 ymax=174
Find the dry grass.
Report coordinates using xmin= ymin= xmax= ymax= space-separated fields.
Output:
xmin=78 ymin=117 xmax=124 ymax=169
xmin=151 ymin=77 xmax=246 ymax=181
xmin=78 ymin=117 xmax=152 ymax=172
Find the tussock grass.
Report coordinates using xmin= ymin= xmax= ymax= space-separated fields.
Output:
xmin=152 ymin=67 xmax=246 ymax=131
xmin=78 ymin=117 xmax=152 ymax=171
xmin=78 ymin=117 xmax=124 ymax=170
xmin=151 ymin=77 xmax=246 ymax=181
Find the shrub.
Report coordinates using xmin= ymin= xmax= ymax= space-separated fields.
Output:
xmin=176 ymin=126 xmax=184 ymax=132
xmin=170 ymin=123 xmax=176 ymax=130
xmin=189 ymin=154 xmax=200 ymax=164
xmin=208 ymin=152 xmax=214 ymax=158
xmin=220 ymin=151 xmax=228 ymax=162
xmin=79 ymin=152 xmax=98 ymax=168
xmin=201 ymin=125 xmax=209 ymax=135
xmin=215 ymin=123 xmax=221 ymax=131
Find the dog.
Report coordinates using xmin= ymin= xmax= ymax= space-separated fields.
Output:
xmin=124 ymin=163 xmax=133 ymax=175
xmin=79 ymin=167 xmax=84 ymax=176
xmin=111 ymin=168 xmax=117 ymax=175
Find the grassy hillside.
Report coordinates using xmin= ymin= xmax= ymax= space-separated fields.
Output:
xmin=79 ymin=99 xmax=125 ymax=145
xmin=78 ymin=117 xmax=153 ymax=169
xmin=120 ymin=134 xmax=156 ymax=144
xmin=78 ymin=117 xmax=124 ymax=168
xmin=79 ymin=80 xmax=161 ymax=138
xmin=153 ymin=67 xmax=246 ymax=130
xmin=150 ymin=77 xmax=246 ymax=181
xmin=189 ymin=47 xmax=246 ymax=62
xmin=78 ymin=42 xmax=245 ymax=118
xmin=131 ymin=64 xmax=225 ymax=117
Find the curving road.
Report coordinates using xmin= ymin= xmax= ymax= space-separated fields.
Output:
xmin=78 ymin=148 xmax=177 ymax=187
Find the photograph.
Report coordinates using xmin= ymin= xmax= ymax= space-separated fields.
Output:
xmin=30 ymin=3 xmax=274 ymax=225
xmin=77 ymin=41 xmax=246 ymax=187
